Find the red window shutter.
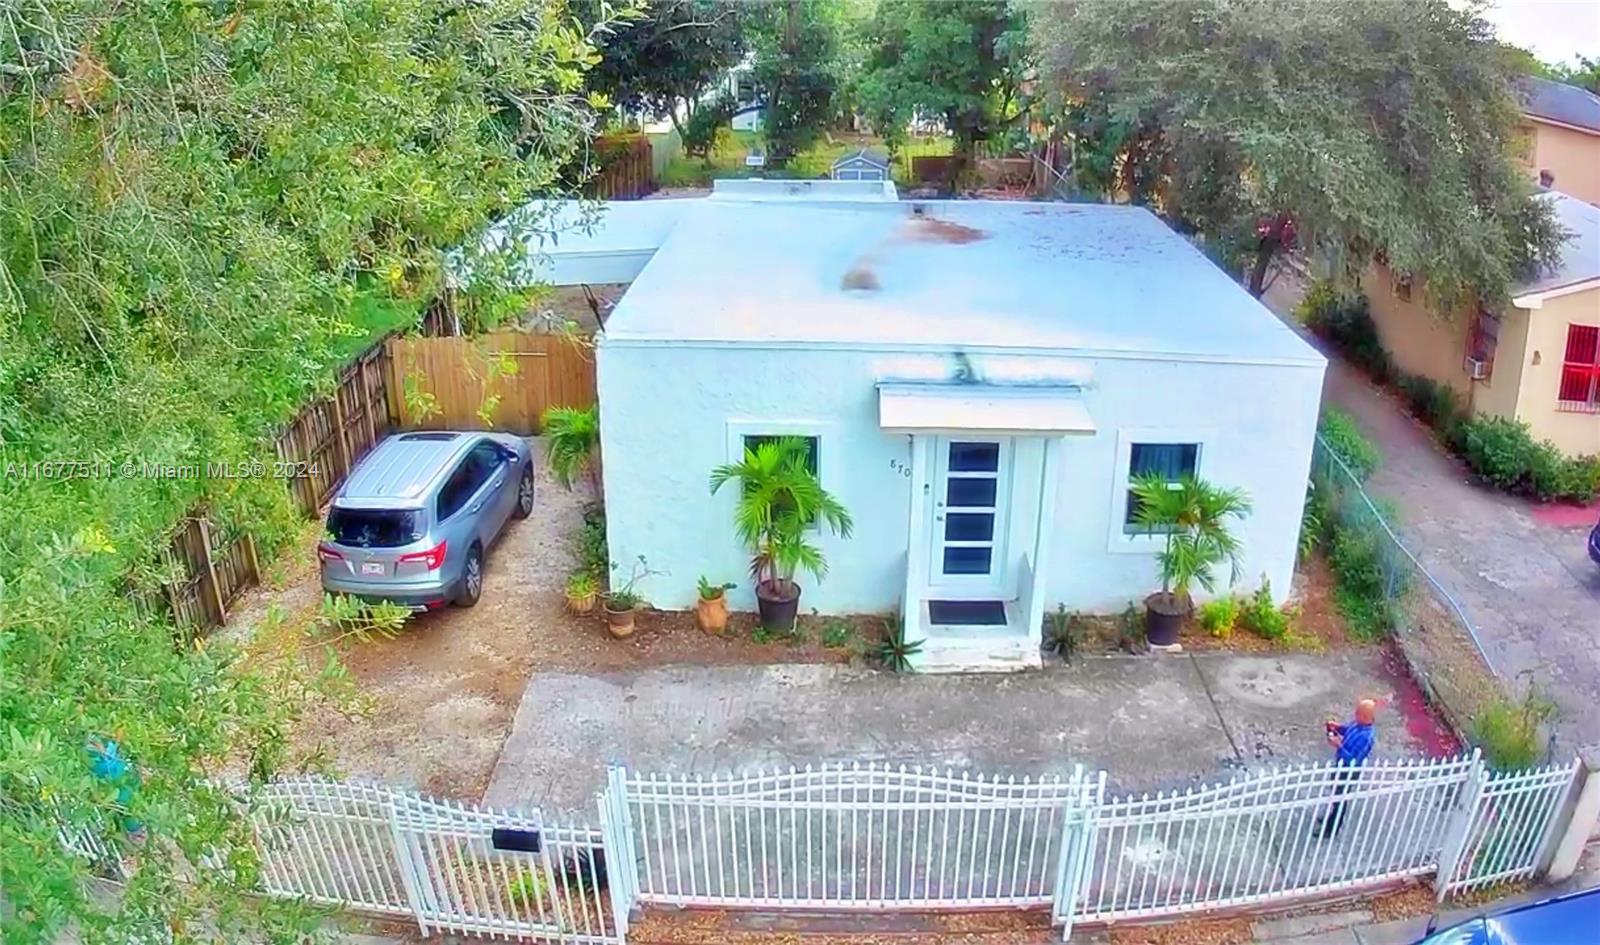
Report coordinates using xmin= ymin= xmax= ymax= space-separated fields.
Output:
xmin=1565 ymin=324 xmax=1599 ymax=364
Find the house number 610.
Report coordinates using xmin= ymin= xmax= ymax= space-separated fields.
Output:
xmin=889 ymin=458 xmax=912 ymax=479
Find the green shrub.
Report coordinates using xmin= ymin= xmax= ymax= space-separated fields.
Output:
xmin=1237 ymin=581 xmax=1289 ymax=640
xmin=574 ymin=503 xmax=609 ymax=579
xmin=1470 ymin=691 xmax=1554 ymax=771
xmin=1454 ymin=416 xmax=1597 ymax=501
xmin=820 ymin=618 xmax=854 ymax=649
xmin=1298 ymin=483 xmax=1325 ymax=562
xmin=1317 ymin=409 xmax=1380 ymax=481
xmin=1197 ymin=596 xmax=1240 ymax=638
xmin=1329 ymin=528 xmax=1384 ymax=597
xmin=1394 ymin=373 xmax=1465 ymax=431
xmin=1295 ymin=278 xmax=1345 ymax=329
xmin=1305 ymin=287 xmax=1392 ymax=382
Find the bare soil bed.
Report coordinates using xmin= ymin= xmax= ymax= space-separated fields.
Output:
xmin=228 ymin=440 xmax=879 ymax=801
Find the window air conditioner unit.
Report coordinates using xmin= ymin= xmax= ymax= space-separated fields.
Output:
xmin=1464 ymin=356 xmax=1489 ymax=380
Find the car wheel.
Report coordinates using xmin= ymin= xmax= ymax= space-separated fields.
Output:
xmin=512 ymin=466 xmax=534 ymax=519
xmin=455 ymin=544 xmax=483 ymax=608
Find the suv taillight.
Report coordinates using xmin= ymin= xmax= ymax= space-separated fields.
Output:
xmin=399 ymin=540 xmax=447 ymax=571
xmin=317 ymin=543 xmax=343 ymax=561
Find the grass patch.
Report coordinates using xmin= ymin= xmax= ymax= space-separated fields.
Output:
xmin=1470 ymin=690 xmax=1554 ymax=771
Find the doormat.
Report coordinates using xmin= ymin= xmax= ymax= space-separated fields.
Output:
xmin=928 ymin=600 xmax=1007 ymax=626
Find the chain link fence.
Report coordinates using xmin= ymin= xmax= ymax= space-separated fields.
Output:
xmin=1310 ymin=437 xmax=1505 ymax=740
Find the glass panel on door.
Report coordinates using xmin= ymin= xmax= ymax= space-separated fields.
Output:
xmin=931 ymin=438 xmax=1009 ymax=588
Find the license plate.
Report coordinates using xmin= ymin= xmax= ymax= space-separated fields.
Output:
xmin=360 ymin=561 xmax=385 ymax=576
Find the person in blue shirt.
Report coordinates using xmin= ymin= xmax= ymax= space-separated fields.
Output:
xmin=1317 ymin=699 xmax=1376 ymax=839
xmin=88 ymin=736 xmax=145 ymax=842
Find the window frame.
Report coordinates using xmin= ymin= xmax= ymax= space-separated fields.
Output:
xmin=1107 ymin=428 xmax=1216 ymax=554
xmin=724 ymin=420 xmax=838 ymax=533
xmin=1557 ymin=323 xmax=1600 ymax=413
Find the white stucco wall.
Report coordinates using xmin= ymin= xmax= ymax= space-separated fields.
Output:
xmin=597 ymin=342 xmax=1324 ymax=616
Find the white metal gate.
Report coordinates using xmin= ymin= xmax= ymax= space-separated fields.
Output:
xmin=1439 ymin=760 xmax=1577 ymax=896
xmin=614 ymin=763 xmax=1099 ymax=912
xmin=249 ymin=778 xmax=626 ymax=943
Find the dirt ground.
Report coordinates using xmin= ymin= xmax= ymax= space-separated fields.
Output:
xmin=227 ymin=440 xmax=874 ymax=801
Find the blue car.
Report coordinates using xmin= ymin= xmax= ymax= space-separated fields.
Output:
xmin=1412 ymin=887 xmax=1599 ymax=944
xmin=1589 ymin=515 xmax=1600 ymax=565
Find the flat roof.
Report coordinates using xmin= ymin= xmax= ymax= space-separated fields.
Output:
xmin=602 ymin=196 xmax=1324 ymax=366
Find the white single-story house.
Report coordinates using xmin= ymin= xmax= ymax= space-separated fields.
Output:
xmin=530 ymin=180 xmax=1326 ymax=672
xmin=831 ymin=148 xmax=891 ymax=182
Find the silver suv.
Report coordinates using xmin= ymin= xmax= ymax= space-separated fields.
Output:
xmin=318 ymin=432 xmax=534 ymax=610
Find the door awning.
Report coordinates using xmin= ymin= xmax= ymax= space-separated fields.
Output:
xmin=877 ymin=383 xmax=1096 ymax=435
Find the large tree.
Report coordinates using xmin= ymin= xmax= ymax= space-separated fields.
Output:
xmin=1033 ymin=0 xmax=1566 ymax=308
xmin=858 ymin=1 xmax=1032 ymax=177
xmin=583 ymin=0 xmax=746 ymax=135
xmin=0 ymin=3 xmax=609 ymax=942
xmin=746 ymin=0 xmax=853 ymax=164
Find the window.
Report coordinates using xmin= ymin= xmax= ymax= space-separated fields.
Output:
xmin=741 ymin=434 xmax=821 ymax=521
xmin=1124 ymin=443 xmax=1199 ymax=533
xmin=435 ymin=446 xmax=500 ymax=521
xmin=326 ymin=508 xmax=423 ymax=548
xmin=742 ymin=434 xmax=819 ymax=474
xmin=1558 ymin=324 xmax=1600 ymax=412
xmin=1467 ymin=308 xmax=1500 ymax=379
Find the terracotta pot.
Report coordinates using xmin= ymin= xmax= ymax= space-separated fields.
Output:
xmin=755 ymin=580 xmax=801 ymax=635
xmin=695 ymin=594 xmax=729 ymax=634
xmin=604 ymin=604 xmax=636 ymax=638
xmin=1144 ymin=591 xmax=1188 ymax=647
xmin=566 ymin=590 xmax=597 ymax=615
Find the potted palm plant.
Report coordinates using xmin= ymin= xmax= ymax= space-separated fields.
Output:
xmin=709 ymin=437 xmax=852 ymax=634
xmin=1129 ymin=474 xmax=1252 ymax=648
xmin=542 ymin=405 xmax=600 ymax=492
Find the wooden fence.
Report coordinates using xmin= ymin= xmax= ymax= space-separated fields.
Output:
xmin=586 ymin=134 xmax=655 ymax=200
xmin=385 ymin=331 xmax=597 ymax=435
xmin=160 ymin=515 xmax=262 ymax=637
xmin=276 ymin=338 xmax=397 ymax=516
xmin=153 ymin=329 xmax=594 ymax=637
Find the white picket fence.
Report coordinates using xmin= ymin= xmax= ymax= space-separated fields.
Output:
xmin=64 ymin=752 xmax=1577 ymax=943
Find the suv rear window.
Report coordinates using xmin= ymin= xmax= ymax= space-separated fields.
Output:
xmin=326 ymin=508 xmax=423 ymax=548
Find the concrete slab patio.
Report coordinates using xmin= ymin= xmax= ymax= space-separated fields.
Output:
xmin=486 ymin=650 xmax=1446 ymax=816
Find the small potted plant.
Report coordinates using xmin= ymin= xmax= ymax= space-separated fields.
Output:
xmin=695 ymin=576 xmax=735 ymax=634
xmin=603 ymin=586 xmax=641 ymax=638
xmin=1129 ymin=473 xmax=1252 ymax=648
xmin=709 ymin=437 xmax=852 ymax=634
xmin=603 ymin=557 xmax=658 ymax=639
xmin=565 ymin=571 xmax=599 ymax=615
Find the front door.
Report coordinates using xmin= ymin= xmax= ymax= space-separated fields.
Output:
xmin=928 ymin=437 xmax=1012 ymax=595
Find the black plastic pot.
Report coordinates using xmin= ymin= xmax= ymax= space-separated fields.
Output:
xmin=1144 ymin=592 xmax=1186 ymax=647
xmin=756 ymin=580 xmax=801 ymax=634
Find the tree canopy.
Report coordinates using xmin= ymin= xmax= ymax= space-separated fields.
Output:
xmin=583 ymin=0 xmax=746 ymax=133
xmin=858 ymin=1 xmax=1031 ymax=165
xmin=0 ymin=2 xmax=608 ymax=941
xmin=1032 ymin=0 xmax=1566 ymax=307
xmin=746 ymin=0 xmax=855 ymax=163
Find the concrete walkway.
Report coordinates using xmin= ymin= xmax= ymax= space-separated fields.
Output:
xmin=487 ymin=651 xmax=1444 ymax=815
xmin=1261 ymin=273 xmax=1600 ymax=761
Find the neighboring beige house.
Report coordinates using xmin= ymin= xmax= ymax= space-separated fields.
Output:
xmin=1514 ymin=75 xmax=1600 ymax=204
xmin=1362 ymin=191 xmax=1599 ymax=458
xmin=1357 ymin=77 xmax=1600 ymax=459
